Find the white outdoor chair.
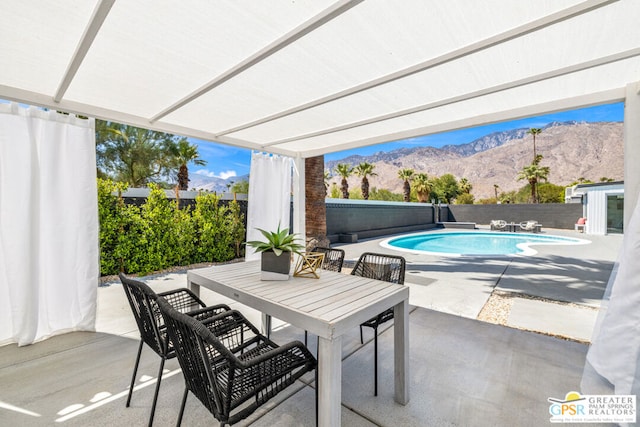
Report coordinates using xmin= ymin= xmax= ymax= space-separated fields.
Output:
xmin=519 ymin=220 xmax=539 ymax=232
xmin=490 ymin=220 xmax=507 ymax=231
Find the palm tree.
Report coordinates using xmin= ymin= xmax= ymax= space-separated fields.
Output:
xmin=493 ymin=184 xmax=499 ymax=201
xmin=517 ymin=158 xmax=550 ymax=203
xmin=459 ymin=177 xmax=472 ymax=194
xmin=527 ymin=128 xmax=542 ymax=162
xmin=172 ymin=139 xmax=207 ymax=190
xmin=354 ymin=162 xmax=377 ymax=200
xmin=334 ymin=163 xmax=353 ymax=199
xmin=397 ymin=168 xmax=415 ymax=202
xmin=323 ymin=169 xmax=331 ymax=196
xmin=412 ymin=173 xmax=431 ymax=203
xmin=97 ymin=122 xmax=178 ymax=187
xmin=305 ymin=156 xmax=329 ymax=248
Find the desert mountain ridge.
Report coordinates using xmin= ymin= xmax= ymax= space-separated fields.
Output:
xmin=326 ymin=121 xmax=623 ymax=200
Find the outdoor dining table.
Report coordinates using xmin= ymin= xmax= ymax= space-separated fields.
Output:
xmin=187 ymin=260 xmax=410 ymax=427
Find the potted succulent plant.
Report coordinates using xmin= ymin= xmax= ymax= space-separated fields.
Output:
xmin=245 ymin=224 xmax=305 ymax=280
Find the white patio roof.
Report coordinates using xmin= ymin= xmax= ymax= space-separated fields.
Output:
xmin=0 ymin=0 xmax=638 ymax=158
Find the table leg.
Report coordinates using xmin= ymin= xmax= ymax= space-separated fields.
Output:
xmin=393 ymin=299 xmax=410 ymax=405
xmin=262 ymin=313 xmax=272 ymax=338
xmin=318 ymin=335 xmax=342 ymax=427
xmin=186 ymin=272 xmax=200 ymax=298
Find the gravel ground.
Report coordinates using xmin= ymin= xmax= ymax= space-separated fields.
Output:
xmin=99 ymin=259 xmax=243 ymax=285
xmin=477 ymin=289 xmax=598 ymax=343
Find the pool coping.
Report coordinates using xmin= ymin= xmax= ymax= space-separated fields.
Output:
xmin=379 ymin=229 xmax=592 ymax=257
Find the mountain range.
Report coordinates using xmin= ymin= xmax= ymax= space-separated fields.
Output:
xmin=189 ymin=121 xmax=623 ymax=200
xmin=188 ymin=173 xmax=249 ymax=193
xmin=325 ymin=121 xmax=623 ymax=200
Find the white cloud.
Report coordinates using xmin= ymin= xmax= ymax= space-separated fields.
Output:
xmin=194 ymin=169 xmax=237 ymax=179
xmin=195 ymin=169 xmax=216 ymax=177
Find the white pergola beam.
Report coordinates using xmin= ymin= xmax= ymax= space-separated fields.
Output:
xmin=266 ymin=47 xmax=640 ymax=146
xmin=1 ymin=83 xmax=298 ymax=158
xmin=298 ymin=87 xmax=626 ymax=158
xmin=53 ymin=0 xmax=115 ymax=103
xmin=149 ymin=0 xmax=364 ymax=123
xmin=218 ymin=0 xmax=618 ymax=137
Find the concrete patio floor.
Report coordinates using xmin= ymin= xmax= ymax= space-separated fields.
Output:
xmin=0 ymin=227 xmax=622 ymax=426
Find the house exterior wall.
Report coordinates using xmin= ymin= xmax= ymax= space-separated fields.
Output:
xmin=584 ymin=185 xmax=625 ymax=235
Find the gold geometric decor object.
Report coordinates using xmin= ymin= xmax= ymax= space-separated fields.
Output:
xmin=293 ymin=252 xmax=325 ymax=279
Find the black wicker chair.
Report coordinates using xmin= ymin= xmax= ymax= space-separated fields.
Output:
xmin=311 ymin=246 xmax=345 ymax=273
xmin=119 ymin=273 xmax=230 ymax=426
xmin=156 ymin=297 xmax=317 ymax=426
xmin=351 ymin=252 xmax=406 ymax=396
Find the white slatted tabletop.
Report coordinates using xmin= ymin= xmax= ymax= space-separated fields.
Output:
xmin=187 ymin=260 xmax=410 ymax=427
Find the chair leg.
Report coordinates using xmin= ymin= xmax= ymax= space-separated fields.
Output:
xmin=148 ymin=357 xmax=166 ymax=427
xmin=374 ymin=331 xmax=378 ymax=397
xmin=176 ymin=387 xmax=188 ymax=427
xmin=305 ymin=330 xmax=308 ymax=346
xmin=359 ymin=325 xmax=364 ymax=344
xmin=126 ymin=340 xmax=144 ymax=407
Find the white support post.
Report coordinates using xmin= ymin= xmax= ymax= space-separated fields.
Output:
xmin=624 ymin=82 xmax=640 ymax=228
xmin=292 ymin=154 xmax=306 ymax=246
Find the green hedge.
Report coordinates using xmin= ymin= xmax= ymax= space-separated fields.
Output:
xmin=98 ymin=179 xmax=245 ymax=276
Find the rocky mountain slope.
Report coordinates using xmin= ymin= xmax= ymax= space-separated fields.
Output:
xmin=326 ymin=122 xmax=623 ymax=200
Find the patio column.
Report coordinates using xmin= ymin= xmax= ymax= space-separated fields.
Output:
xmin=624 ymin=81 xmax=640 ymax=228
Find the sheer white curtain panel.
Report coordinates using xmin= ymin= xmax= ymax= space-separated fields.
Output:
xmin=245 ymin=152 xmax=292 ymax=261
xmin=582 ymin=197 xmax=640 ymax=396
xmin=0 ymin=104 xmax=99 ymax=346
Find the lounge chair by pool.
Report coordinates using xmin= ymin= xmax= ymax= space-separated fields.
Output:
xmin=490 ymin=220 xmax=507 ymax=231
xmin=519 ymin=220 xmax=540 ymax=232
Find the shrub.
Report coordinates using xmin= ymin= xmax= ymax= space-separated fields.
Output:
xmin=454 ymin=193 xmax=475 ymax=204
xmin=97 ymin=178 xmax=128 ymax=275
xmin=192 ymin=192 xmax=235 ymax=264
xmin=97 ymin=179 xmax=242 ymax=276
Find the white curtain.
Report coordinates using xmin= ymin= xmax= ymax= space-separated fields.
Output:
xmin=245 ymin=152 xmax=292 ymax=261
xmin=0 ymin=104 xmax=98 ymax=346
xmin=582 ymin=197 xmax=640 ymax=396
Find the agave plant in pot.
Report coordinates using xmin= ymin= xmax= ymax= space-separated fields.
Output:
xmin=245 ymin=224 xmax=305 ymax=280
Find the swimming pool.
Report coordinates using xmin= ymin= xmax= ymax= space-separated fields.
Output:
xmin=380 ymin=231 xmax=590 ymax=256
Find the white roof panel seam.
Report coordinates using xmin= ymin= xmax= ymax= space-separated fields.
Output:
xmin=215 ymin=0 xmax=617 ymax=137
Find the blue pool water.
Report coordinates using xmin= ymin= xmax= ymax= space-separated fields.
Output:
xmin=381 ymin=231 xmax=589 ymax=256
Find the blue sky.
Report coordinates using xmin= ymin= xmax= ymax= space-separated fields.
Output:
xmin=192 ymin=102 xmax=623 ymax=180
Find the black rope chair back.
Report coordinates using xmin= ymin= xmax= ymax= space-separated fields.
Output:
xmin=351 ymin=252 xmax=405 ymax=284
xmin=120 ymin=274 xmax=170 ymax=355
xmin=351 ymin=252 xmax=406 ymax=396
xmin=311 ymin=246 xmax=345 ymax=272
xmin=119 ymin=273 xmax=228 ymax=426
xmin=157 ymin=297 xmax=317 ymax=426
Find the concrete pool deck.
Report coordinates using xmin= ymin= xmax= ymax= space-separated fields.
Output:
xmin=334 ymin=226 xmax=623 ymax=342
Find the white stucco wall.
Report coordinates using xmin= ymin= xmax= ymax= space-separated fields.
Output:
xmin=584 ymin=185 xmax=624 ymax=235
